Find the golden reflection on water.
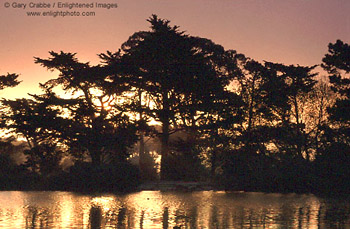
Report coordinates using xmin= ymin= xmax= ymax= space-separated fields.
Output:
xmin=0 ymin=191 xmax=349 ymax=228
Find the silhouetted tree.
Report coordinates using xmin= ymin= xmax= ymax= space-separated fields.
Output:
xmin=315 ymin=40 xmax=350 ymax=193
xmin=301 ymin=80 xmax=336 ymax=159
xmin=34 ymin=52 xmax=139 ymax=165
xmin=320 ymin=40 xmax=350 ymax=151
xmin=117 ymin=15 xmax=242 ymax=180
xmin=99 ymin=51 xmax=155 ymax=177
xmin=227 ymin=56 xmax=276 ymax=157
xmin=217 ymin=55 xmax=319 ymax=191
xmin=322 ymin=40 xmax=350 ymax=125
xmin=262 ymin=62 xmax=317 ymax=159
xmin=1 ymin=96 xmax=65 ymax=175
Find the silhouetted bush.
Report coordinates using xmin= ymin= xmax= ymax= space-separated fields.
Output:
xmin=216 ymin=150 xmax=316 ymax=193
xmin=0 ymin=169 xmax=42 ymax=191
xmin=0 ymin=154 xmax=37 ymax=190
xmin=47 ymin=162 xmax=141 ymax=192
xmin=314 ymin=142 xmax=350 ymax=195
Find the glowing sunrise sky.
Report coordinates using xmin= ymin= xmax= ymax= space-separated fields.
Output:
xmin=0 ymin=0 xmax=349 ymax=99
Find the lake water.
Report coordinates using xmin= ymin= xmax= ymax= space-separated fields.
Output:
xmin=0 ymin=191 xmax=349 ymax=228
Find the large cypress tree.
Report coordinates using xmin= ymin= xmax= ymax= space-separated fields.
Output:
xmin=116 ymin=15 xmax=241 ymax=180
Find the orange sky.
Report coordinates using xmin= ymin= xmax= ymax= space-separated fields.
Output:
xmin=0 ymin=0 xmax=349 ymax=99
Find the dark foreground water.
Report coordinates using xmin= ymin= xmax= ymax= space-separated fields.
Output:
xmin=0 ymin=191 xmax=349 ymax=228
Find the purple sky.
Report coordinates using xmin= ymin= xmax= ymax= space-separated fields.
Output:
xmin=1 ymin=0 xmax=349 ymax=98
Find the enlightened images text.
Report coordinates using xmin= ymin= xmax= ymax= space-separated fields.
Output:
xmin=58 ymin=2 xmax=118 ymax=9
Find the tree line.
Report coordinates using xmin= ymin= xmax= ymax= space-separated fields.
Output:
xmin=0 ymin=15 xmax=349 ymax=193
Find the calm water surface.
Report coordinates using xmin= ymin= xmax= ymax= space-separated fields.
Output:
xmin=0 ymin=191 xmax=349 ymax=228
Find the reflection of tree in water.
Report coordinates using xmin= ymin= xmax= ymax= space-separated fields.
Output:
xmin=117 ymin=207 xmax=127 ymax=228
xmin=210 ymin=205 xmax=219 ymax=228
xmin=162 ymin=207 xmax=169 ymax=229
xmin=174 ymin=208 xmax=192 ymax=228
xmin=278 ymin=202 xmax=298 ymax=227
xmin=139 ymin=210 xmax=145 ymax=229
xmin=88 ymin=204 xmax=132 ymax=228
xmin=25 ymin=206 xmax=50 ymax=229
xmin=188 ymin=207 xmax=198 ymax=229
xmin=321 ymin=200 xmax=350 ymax=228
xmin=89 ymin=206 xmax=102 ymax=229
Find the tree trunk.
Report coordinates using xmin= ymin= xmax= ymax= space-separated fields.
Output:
xmin=294 ymin=96 xmax=303 ymax=159
xmin=138 ymin=90 xmax=148 ymax=177
xmin=160 ymin=117 xmax=170 ymax=180
xmin=90 ymin=151 xmax=101 ymax=165
xmin=160 ymin=90 xmax=171 ymax=180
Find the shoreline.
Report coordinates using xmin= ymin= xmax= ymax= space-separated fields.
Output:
xmin=1 ymin=180 xmax=349 ymax=198
xmin=137 ymin=181 xmax=216 ymax=192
